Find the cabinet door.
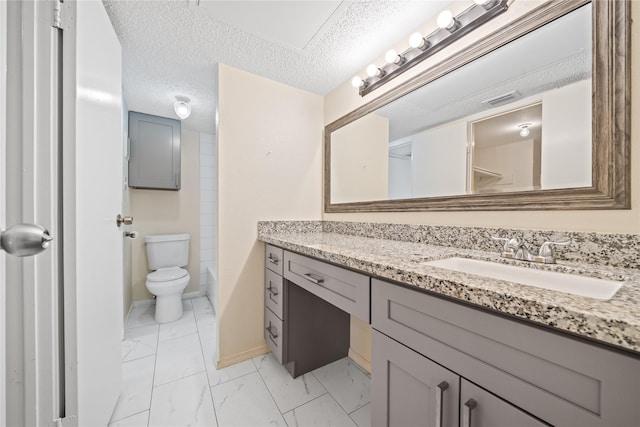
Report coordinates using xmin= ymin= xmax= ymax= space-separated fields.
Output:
xmin=460 ymin=380 xmax=549 ymax=427
xmin=372 ymin=330 xmax=459 ymax=427
xmin=128 ymin=111 xmax=181 ymax=190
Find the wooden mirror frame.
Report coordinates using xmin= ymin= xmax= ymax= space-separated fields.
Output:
xmin=324 ymin=0 xmax=630 ymax=212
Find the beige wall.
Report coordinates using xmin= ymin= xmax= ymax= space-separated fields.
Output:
xmin=325 ymin=2 xmax=640 ymax=369
xmin=217 ymin=64 xmax=323 ymax=366
xmin=130 ymin=128 xmax=201 ymax=301
xmin=331 ymin=113 xmax=389 ymax=203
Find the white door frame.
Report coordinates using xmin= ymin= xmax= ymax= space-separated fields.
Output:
xmin=0 ymin=0 xmax=8 ymax=424
xmin=4 ymin=1 xmax=63 ymax=425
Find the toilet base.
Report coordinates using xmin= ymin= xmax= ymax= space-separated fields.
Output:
xmin=154 ymin=294 xmax=184 ymax=323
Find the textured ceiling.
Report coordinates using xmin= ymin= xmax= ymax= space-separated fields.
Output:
xmin=102 ymin=0 xmax=452 ymax=133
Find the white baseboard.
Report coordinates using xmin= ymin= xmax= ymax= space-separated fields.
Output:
xmin=348 ymin=348 xmax=371 ymax=373
xmin=217 ymin=344 xmax=270 ymax=369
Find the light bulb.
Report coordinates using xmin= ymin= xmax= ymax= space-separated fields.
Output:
xmin=437 ymin=10 xmax=455 ymax=30
xmin=409 ymin=32 xmax=426 ymax=49
xmin=385 ymin=49 xmax=400 ymax=64
xmin=351 ymin=76 xmax=364 ymax=88
xmin=366 ymin=64 xmax=382 ymax=77
xmin=518 ymin=123 xmax=532 ymax=137
xmin=173 ymin=99 xmax=191 ymax=120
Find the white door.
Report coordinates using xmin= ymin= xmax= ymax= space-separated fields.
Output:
xmin=2 ymin=1 xmax=124 ymax=425
xmin=61 ymin=1 xmax=124 ymax=425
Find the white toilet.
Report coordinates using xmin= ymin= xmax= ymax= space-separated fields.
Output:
xmin=144 ymin=233 xmax=191 ymax=323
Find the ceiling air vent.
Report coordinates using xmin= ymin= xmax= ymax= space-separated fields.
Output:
xmin=482 ymin=90 xmax=520 ymax=107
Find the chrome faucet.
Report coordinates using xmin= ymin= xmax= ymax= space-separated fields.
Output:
xmin=490 ymin=235 xmax=571 ymax=264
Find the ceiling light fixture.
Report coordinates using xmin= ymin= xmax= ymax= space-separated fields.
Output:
xmin=385 ymin=49 xmax=404 ymax=65
xmin=366 ymin=64 xmax=384 ymax=78
xmin=173 ymin=97 xmax=191 ymax=120
xmin=351 ymin=0 xmax=510 ymax=97
xmin=518 ymin=123 xmax=532 ymax=137
xmin=437 ymin=10 xmax=459 ymax=32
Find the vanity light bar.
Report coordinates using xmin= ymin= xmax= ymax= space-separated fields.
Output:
xmin=354 ymin=0 xmax=510 ymax=97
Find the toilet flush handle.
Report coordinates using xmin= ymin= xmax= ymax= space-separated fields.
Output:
xmin=116 ymin=214 xmax=133 ymax=227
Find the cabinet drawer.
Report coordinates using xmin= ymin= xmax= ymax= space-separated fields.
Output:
xmin=265 ymin=269 xmax=283 ymax=320
xmin=284 ymin=251 xmax=370 ymax=322
xmin=264 ymin=307 xmax=284 ymax=364
xmin=372 ymin=278 xmax=640 ymax=426
xmin=265 ymin=244 xmax=284 ymax=275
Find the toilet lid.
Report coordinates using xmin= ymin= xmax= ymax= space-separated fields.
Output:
xmin=147 ymin=267 xmax=188 ymax=282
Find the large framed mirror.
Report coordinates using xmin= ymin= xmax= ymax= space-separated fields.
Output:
xmin=324 ymin=0 xmax=629 ymax=212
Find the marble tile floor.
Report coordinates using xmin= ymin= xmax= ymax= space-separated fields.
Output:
xmin=110 ymin=297 xmax=372 ymax=427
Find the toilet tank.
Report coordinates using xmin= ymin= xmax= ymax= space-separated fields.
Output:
xmin=144 ymin=233 xmax=190 ymax=270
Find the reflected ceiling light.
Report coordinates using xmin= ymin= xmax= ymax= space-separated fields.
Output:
xmin=173 ymin=97 xmax=191 ymax=120
xmin=352 ymin=0 xmax=510 ymax=97
xmin=518 ymin=123 xmax=532 ymax=137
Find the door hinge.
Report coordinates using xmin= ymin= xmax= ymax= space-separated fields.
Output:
xmin=53 ymin=0 xmax=63 ymax=29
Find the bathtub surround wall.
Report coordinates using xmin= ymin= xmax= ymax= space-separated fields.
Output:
xmin=200 ymin=132 xmax=216 ymax=303
xmin=130 ymin=128 xmax=201 ymax=301
xmin=216 ymin=63 xmax=323 ymax=368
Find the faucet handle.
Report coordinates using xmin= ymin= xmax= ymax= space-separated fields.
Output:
xmin=490 ymin=235 xmax=519 ymax=254
xmin=538 ymin=237 xmax=571 ymax=257
xmin=535 ymin=237 xmax=571 ymax=263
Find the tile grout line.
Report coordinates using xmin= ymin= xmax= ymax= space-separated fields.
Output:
xmin=193 ymin=298 xmax=220 ymax=427
xmin=147 ymin=303 xmax=160 ymax=427
xmin=252 ymin=356 xmax=290 ymax=420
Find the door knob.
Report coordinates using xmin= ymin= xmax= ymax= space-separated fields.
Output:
xmin=0 ymin=224 xmax=53 ymax=257
xmin=116 ymin=214 xmax=133 ymax=227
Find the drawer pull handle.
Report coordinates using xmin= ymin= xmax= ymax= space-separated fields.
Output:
xmin=267 ymin=255 xmax=279 ymax=265
xmin=435 ymin=381 xmax=449 ymax=427
xmin=267 ymin=282 xmax=279 ymax=297
xmin=266 ymin=323 xmax=278 ymax=339
xmin=303 ymin=273 xmax=324 ymax=284
xmin=462 ymin=398 xmax=477 ymax=427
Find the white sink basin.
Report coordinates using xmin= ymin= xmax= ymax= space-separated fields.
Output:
xmin=425 ymin=257 xmax=622 ymax=300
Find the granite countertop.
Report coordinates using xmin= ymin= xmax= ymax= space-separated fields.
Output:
xmin=258 ymin=230 xmax=640 ymax=355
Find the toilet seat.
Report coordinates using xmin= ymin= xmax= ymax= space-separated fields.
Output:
xmin=147 ymin=267 xmax=188 ymax=282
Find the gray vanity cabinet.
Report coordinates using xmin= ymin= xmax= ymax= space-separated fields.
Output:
xmin=128 ymin=111 xmax=181 ymax=190
xmin=372 ymin=330 xmax=546 ymax=427
xmin=264 ymin=244 xmax=286 ymax=363
xmin=263 ymin=245 xmax=350 ymax=377
xmin=371 ymin=278 xmax=640 ymax=426
xmin=372 ymin=330 xmax=460 ymax=427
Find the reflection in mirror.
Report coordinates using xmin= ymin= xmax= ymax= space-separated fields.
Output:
xmin=331 ymin=2 xmax=593 ymax=204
